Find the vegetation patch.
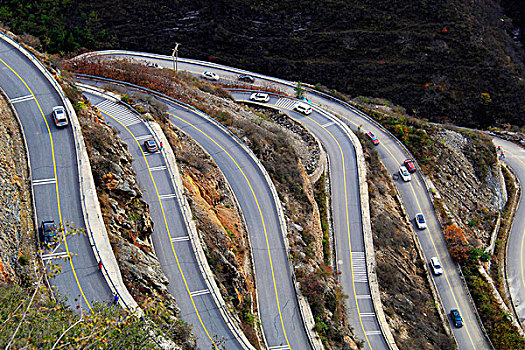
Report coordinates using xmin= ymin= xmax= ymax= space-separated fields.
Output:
xmin=0 ymin=281 xmax=192 ymax=349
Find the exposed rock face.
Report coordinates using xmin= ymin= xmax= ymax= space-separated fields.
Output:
xmin=429 ymin=128 xmax=500 ymax=245
xmin=362 ymin=136 xmax=454 ymax=350
xmin=0 ymin=92 xmax=35 ymax=283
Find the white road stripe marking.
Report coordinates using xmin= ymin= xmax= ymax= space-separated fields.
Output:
xmin=321 ymin=121 xmax=334 ymax=128
xmin=360 ymin=313 xmax=376 ymax=317
xmin=356 ymin=294 xmax=371 ymax=299
xmin=268 ymin=345 xmax=290 ymax=350
xmin=10 ymin=95 xmax=34 ymax=103
xmin=32 ymin=178 xmax=57 ymax=186
xmin=171 ymin=236 xmax=190 ymax=242
xmin=366 ymin=330 xmax=382 ymax=335
xmin=149 ymin=165 xmax=167 ymax=172
xmin=125 ymin=120 xmax=142 ymax=127
xmin=135 ymin=135 xmax=153 ymax=141
xmin=42 ymin=252 xmax=69 ymax=261
xmin=190 ymin=289 xmax=210 ymax=297
xmin=274 ymin=98 xmax=296 ymax=110
xmin=159 ymin=193 xmax=177 ymax=200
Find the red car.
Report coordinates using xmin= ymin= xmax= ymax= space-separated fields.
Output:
xmin=404 ymin=159 xmax=416 ymax=173
xmin=365 ymin=132 xmax=380 ymax=145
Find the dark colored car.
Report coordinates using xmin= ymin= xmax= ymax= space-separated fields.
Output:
xmin=41 ymin=220 xmax=57 ymax=245
xmin=144 ymin=139 xmax=158 ymax=153
xmin=365 ymin=132 xmax=380 ymax=145
xmin=404 ymin=159 xmax=416 ymax=173
xmin=238 ymin=74 xmax=255 ymax=83
xmin=451 ymin=309 xmax=463 ymax=328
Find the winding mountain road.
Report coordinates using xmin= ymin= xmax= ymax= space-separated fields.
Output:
xmin=79 ymin=50 xmax=493 ymax=349
xmin=496 ymin=138 xmax=525 ymax=327
xmin=0 ymin=36 xmax=112 ymax=310
xmin=232 ymin=92 xmax=391 ymax=350
xmin=81 ymin=89 xmax=248 ymax=350
xmin=77 ymin=79 xmax=312 ymax=350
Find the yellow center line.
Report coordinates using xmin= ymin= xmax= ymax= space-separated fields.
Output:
xmin=99 ymin=109 xmax=219 ymax=349
xmin=0 ymin=57 xmax=92 ymax=311
xmin=334 ymin=109 xmax=477 ymax=349
xmin=167 ymin=111 xmax=293 ymax=349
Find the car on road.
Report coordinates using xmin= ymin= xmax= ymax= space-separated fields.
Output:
xmin=430 ymin=257 xmax=443 ymax=275
xmin=202 ymin=71 xmax=220 ymax=81
xmin=41 ymin=220 xmax=57 ymax=245
xmin=52 ymin=106 xmax=68 ymax=127
xmin=238 ymin=74 xmax=255 ymax=83
xmin=450 ymin=309 xmax=463 ymax=328
xmin=365 ymin=132 xmax=380 ymax=145
xmin=294 ymin=103 xmax=312 ymax=115
xmin=415 ymin=213 xmax=427 ymax=230
xmin=144 ymin=139 xmax=158 ymax=153
xmin=404 ymin=159 xmax=416 ymax=173
xmin=399 ymin=166 xmax=412 ymax=182
xmin=250 ymin=92 xmax=270 ymax=102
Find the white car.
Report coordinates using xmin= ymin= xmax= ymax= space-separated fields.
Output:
xmin=294 ymin=103 xmax=312 ymax=115
xmin=399 ymin=166 xmax=412 ymax=182
xmin=415 ymin=213 xmax=427 ymax=230
xmin=250 ymin=92 xmax=270 ymax=102
xmin=202 ymin=71 xmax=220 ymax=81
xmin=52 ymin=106 xmax=68 ymax=127
xmin=430 ymin=257 xmax=443 ymax=275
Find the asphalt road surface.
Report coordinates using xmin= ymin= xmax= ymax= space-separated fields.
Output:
xmin=0 ymin=37 xmax=112 ymax=311
xmin=496 ymin=138 xmax=525 ymax=327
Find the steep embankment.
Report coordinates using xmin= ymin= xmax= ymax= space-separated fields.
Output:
xmin=2 ymin=0 xmax=525 ymax=127
xmin=0 ymin=90 xmax=34 ymax=283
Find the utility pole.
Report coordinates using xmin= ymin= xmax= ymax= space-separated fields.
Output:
xmin=172 ymin=43 xmax=180 ymax=72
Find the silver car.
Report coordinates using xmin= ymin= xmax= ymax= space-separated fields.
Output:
xmin=415 ymin=213 xmax=427 ymax=230
xmin=399 ymin=166 xmax=412 ymax=182
xmin=52 ymin=106 xmax=68 ymax=127
xmin=202 ymin=71 xmax=220 ymax=81
xmin=250 ymin=92 xmax=270 ymax=102
xmin=430 ymin=257 xmax=443 ymax=275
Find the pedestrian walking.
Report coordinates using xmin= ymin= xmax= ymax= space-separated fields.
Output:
xmin=160 ymin=142 xmax=163 ymax=151
xmin=113 ymin=294 xmax=119 ymax=305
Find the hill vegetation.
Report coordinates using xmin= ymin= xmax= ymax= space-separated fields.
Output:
xmin=1 ymin=0 xmax=525 ymax=128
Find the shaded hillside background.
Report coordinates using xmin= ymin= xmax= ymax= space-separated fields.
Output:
xmin=1 ymin=0 xmax=524 ymax=127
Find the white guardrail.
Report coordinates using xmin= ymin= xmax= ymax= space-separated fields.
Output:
xmin=0 ymin=32 xmax=140 ymax=313
xmin=77 ymin=84 xmax=256 ymax=350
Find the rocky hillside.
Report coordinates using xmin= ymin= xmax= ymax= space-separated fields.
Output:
xmin=0 ymin=91 xmax=35 ymax=284
xmin=2 ymin=0 xmax=525 ymax=128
